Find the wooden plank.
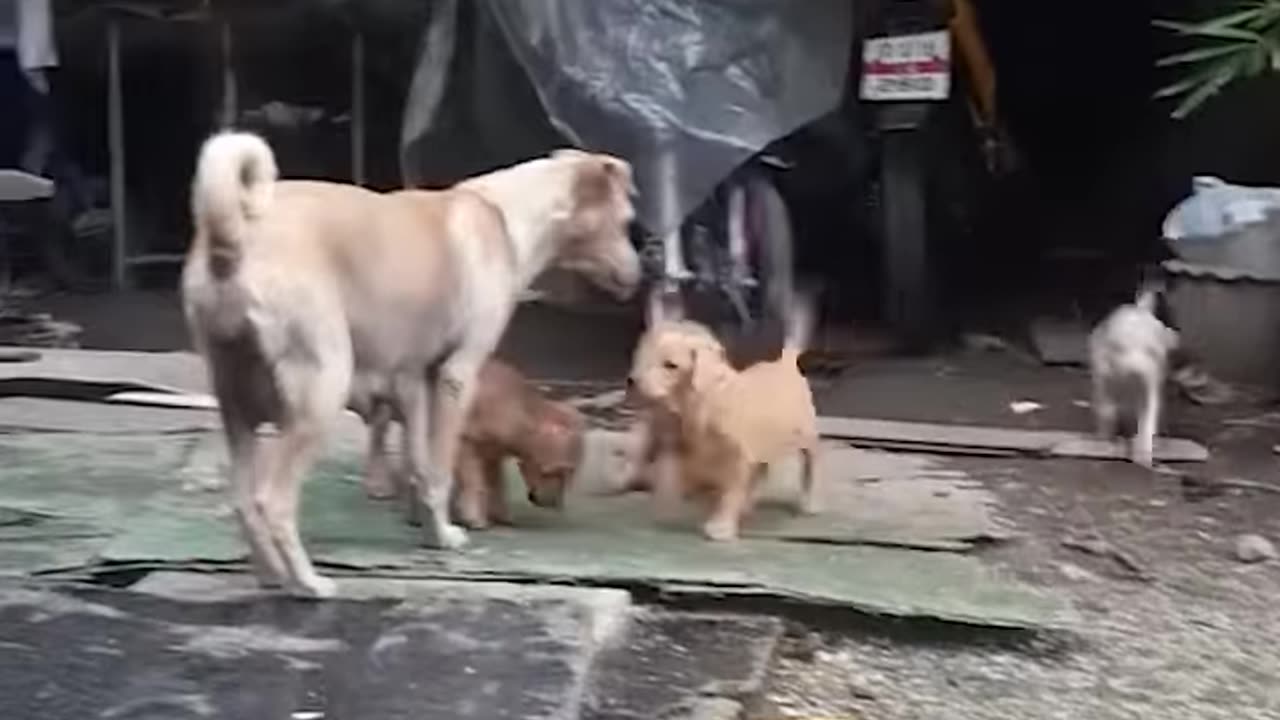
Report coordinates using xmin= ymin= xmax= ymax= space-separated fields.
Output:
xmin=819 ymin=416 xmax=1070 ymax=453
xmin=818 ymin=416 xmax=1208 ymax=463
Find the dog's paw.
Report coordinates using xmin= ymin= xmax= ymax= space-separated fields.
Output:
xmin=289 ymin=575 xmax=338 ymax=600
xmin=702 ymin=519 xmax=740 ymax=542
xmin=362 ymin=474 xmax=399 ymax=501
xmin=1132 ymin=448 xmax=1155 ymax=469
xmin=795 ymin=495 xmax=820 ymax=517
xmin=422 ymin=521 xmax=470 ymax=550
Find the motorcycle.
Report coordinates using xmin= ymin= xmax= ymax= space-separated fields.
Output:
xmin=642 ymin=147 xmax=798 ymax=364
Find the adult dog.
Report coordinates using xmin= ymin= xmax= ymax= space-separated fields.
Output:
xmin=183 ymin=132 xmax=639 ymax=597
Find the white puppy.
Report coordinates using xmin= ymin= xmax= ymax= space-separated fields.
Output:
xmin=1088 ymin=285 xmax=1180 ymax=467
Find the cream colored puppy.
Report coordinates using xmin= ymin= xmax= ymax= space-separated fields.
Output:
xmin=626 ymin=304 xmax=820 ymax=541
xmin=183 ymin=132 xmax=639 ymax=597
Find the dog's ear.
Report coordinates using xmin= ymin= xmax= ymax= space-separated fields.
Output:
xmin=601 ymin=156 xmax=637 ymax=198
xmin=687 ymin=342 xmax=724 ymax=393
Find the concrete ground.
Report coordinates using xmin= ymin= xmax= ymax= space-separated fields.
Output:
xmin=12 ymin=290 xmax=1280 ymax=720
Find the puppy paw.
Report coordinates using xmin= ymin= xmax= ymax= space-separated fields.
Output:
xmin=795 ymin=495 xmax=820 ymax=517
xmin=362 ymin=476 xmax=399 ymax=500
xmin=702 ymin=519 xmax=740 ymax=542
xmin=422 ymin=521 xmax=470 ymax=550
xmin=289 ymin=574 xmax=338 ymax=600
xmin=455 ymin=511 xmax=491 ymax=531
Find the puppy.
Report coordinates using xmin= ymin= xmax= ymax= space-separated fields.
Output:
xmin=449 ymin=360 xmax=586 ymax=529
xmin=627 ymin=298 xmax=820 ymax=541
xmin=1089 ymin=283 xmax=1180 ymax=467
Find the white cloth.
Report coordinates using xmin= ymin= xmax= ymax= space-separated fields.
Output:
xmin=16 ymin=0 xmax=57 ymax=72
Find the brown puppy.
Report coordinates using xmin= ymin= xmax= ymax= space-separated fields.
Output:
xmin=451 ymin=360 xmax=585 ymax=529
xmin=627 ymin=306 xmax=820 ymax=541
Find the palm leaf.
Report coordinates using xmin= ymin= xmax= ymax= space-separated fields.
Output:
xmin=1172 ymin=61 xmax=1244 ymax=118
xmin=1157 ymin=42 xmax=1254 ymax=66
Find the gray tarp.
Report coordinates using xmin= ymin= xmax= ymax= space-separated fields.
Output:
xmin=400 ymin=0 xmax=854 ymax=235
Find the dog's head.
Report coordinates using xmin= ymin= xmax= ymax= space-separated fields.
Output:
xmin=518 ymin=402 xmax=586 ymax=510
xmin=548 ymin=149 xmax=642 ymax=300
xmin=627 ymin=321 xmax=729 ymax=410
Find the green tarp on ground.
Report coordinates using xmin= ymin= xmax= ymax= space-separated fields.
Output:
xmin=0 ymin=421 xmax=1070 ymax=630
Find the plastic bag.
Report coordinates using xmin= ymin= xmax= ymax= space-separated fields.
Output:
xmin=401 ymin=0 xmax=854 ymax=235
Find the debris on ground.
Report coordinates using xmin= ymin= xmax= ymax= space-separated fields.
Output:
xmin=1179 ymin=473 xmax=1280 ymax=501
xmin=0 ymin=308 xmax=81 ymax=348
xmin=1008 ymin=400 xmax=1043 ymax=415
xmin=1234 ymin=534 xmax=1277 ymax=564
xmin=1172 ymin=365 xmax=1237 ymax=406
xmin=1062 ymin=536 xmax=1153 ymax=582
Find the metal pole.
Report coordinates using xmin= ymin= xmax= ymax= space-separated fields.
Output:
xmin=220 ymin=21 xmax=237 ymax=128
xmin=107 ymin=19 xmax=127 ymax=290
xmin=351 ymin=32 xmax=366 ymax=185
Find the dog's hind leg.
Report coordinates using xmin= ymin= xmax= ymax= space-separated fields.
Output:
xmin=256 ymin=344 xmax=350 ymax=598
xmin=1092 ymin=372 xmax=1119 ymax=440
xmin=223 ymin=408 xmax=285 ymax=589
xmin=260 ymin=415 xmax=336 ymax=598
xmin=1132 ymin=372 xmax=1161 ymax=468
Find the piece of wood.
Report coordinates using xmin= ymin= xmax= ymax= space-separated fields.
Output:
xmin=818 ymin=416 xmax=1209 ymax=463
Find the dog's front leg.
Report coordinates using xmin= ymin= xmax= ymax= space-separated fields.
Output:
xmin=703 ymin=458 xmax=752 ymax=542
xmin=398 ymin=373 xmax=468 ymax=549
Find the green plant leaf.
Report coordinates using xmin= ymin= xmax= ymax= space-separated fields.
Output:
xmin=1172 ymin=63 xmax=1241 ymax=118
xmin=1157 ymin=42 xmax=1254 ymax=66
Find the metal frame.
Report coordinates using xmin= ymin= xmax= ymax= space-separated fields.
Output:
xmin=105 ymin=11 xmax=367 ymax=289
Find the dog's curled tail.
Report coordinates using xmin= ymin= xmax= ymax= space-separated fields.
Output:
xmin=191 ymin=131 xmax=278 ymax=277
xmin=781 ymin=285 xmax=819 ymax=362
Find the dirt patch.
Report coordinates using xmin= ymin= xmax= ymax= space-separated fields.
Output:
xmin=759 ymin=376 xmax=1280 ymax=720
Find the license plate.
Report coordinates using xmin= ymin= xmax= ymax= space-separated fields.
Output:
xmin=860 ymin=30 xmax=951 ymax=102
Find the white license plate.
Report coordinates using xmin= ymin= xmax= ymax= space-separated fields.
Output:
xmin=860 ymin=30 xmax=952 ymax=102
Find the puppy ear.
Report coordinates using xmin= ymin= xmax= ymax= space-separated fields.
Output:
xmin=601 ymin=157 xmax=637 ymax=198
xmin=687 ymin=343 xmax=723 ymax=393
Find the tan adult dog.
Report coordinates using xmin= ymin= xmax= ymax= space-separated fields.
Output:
xmin=626 ymin=300 xmax=820 ymax=541
xmin=182 ymin=131 xmax=639 ymax=597
xmin=363 ymin=358 xmax=587 ymax=530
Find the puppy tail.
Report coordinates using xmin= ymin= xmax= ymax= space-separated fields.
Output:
xmin=191 ymin=131 xmax=278 ymax=278
xmin=781 ymin=284 xmax=819 ymax=361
